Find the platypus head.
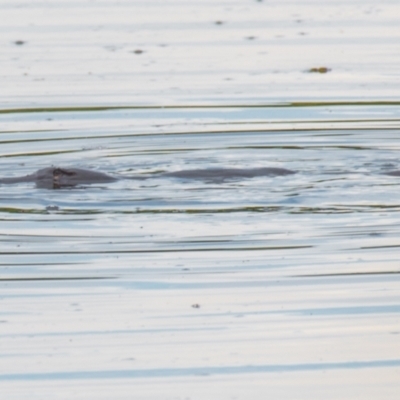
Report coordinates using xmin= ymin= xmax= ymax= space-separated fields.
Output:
xmin=52 ymin=168 xmax=76 ymax=189
xmin=34 ymin=167 xmax=116 ymax=189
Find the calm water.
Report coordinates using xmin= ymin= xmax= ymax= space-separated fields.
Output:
xmin=1 ymin=0 xmax=400 ymax=398
xmin=1 ymin=103 xmax=400 ymax=399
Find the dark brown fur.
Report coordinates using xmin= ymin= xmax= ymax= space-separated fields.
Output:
xmin=0 ymin=166 xmax=296 ymax=189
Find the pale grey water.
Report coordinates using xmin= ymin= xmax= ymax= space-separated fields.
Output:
xmin=1 ymin=104 xmax=400 ymax=400
xmin=1 ymin=0 xmax=400 ymax=398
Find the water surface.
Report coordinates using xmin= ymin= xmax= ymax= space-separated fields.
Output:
xmin=1 ymin=0 xmax=400 ymax=399
xmin=1 ymin=102 xmax=400 ymax=400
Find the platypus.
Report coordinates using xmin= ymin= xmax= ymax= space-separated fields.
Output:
xmin=384 ymin=170 xmax=400 ymax=177
xmin=0 ymin=167 xmax=117 ymax=189
xmin=0 ymin=166 xmax=296 ymax=189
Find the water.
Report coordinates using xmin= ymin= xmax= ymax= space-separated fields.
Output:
xmin=1 ymin=0 xmax=400 ymax=399
xmin=1 ymin=102 xmax=400 ymax=399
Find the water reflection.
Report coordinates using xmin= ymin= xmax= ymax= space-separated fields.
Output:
xmin=1 ymin=102 xmax=400 ymax=389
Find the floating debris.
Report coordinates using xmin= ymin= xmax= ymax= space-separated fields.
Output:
xmin=308 ymin=67 xmax=331 ymax=73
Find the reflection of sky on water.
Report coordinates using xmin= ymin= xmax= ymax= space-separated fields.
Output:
xmin=1 ymin=0 xmax=400 ymax=397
